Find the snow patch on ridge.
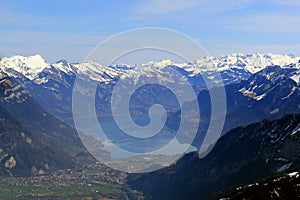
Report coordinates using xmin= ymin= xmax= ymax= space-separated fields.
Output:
xmin=290 ymin=74 xmax=300 ymax=85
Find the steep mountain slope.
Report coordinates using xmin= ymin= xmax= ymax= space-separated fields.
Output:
xmin=0 ymin=104 xmax=73 ymax=176
xmin=0 ymin=72 xmax=82 ymax=145
xmin=172 ymin=64 xmax=300 ymax=147
xmin=221 ymin=64 xmax=300 ymax=133
xmin=212 ymin=171 xmax=300 ymax=199
xmin=127 ymin=114 xmax=300 ymax=200
xmin=0 ymin=72 xmax=86 ymax=176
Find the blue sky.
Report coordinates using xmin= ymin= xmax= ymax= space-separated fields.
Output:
xmin=1 ymin=0 xmax=300 ymax=63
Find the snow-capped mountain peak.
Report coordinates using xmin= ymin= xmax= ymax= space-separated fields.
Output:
xmin=0 ymin=55 xmax=50 ymax=80
xmin=51 ymin=59 xmax=76 ymax=75
xmin=149 ymin=59 xmax=174 ymax=68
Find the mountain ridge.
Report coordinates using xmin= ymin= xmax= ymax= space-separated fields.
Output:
xmin=1 ymin=53 xmax=299 ymax=86
xmin=128 ymin=113 xmax=300 ymax=200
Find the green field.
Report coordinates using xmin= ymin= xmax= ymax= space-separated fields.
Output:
xmin=0 ymin=182 xmax=127 ymax=200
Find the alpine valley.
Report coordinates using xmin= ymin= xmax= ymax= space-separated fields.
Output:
xmin=0 ymin=53 xmax=299 ymax=199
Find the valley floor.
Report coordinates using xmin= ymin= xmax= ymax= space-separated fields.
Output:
xmin=0 ymin=163 xmax=144 ymax=200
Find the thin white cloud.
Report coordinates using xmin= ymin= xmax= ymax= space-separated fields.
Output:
xmin=268 ymin=0 xmax=300 ymax=6
xmin=136 ymin=0 xmax=199 ymax=15
xmin=0 ymin=7 xmax=113 ymax=31
xmin=224 ymin=12 xmax=300 ymax=33
xmin=134 ymin=0 xmax=248 ymax=17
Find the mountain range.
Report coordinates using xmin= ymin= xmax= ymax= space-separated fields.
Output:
xmin=0 ymin=53 xmax=299 ymax=125
xmin=0 ymin=53 xmax=299 ymax=152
